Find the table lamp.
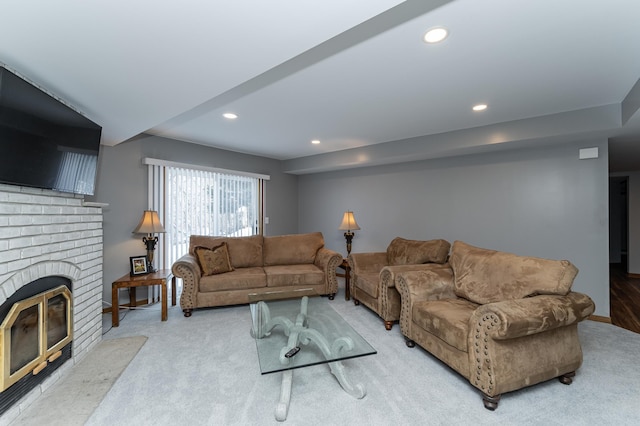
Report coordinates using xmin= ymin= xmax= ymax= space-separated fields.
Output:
xmin=132 ymin=210 xmax=166 ymax=272
xmin=338 ymin=210 xmax=361 ymax=255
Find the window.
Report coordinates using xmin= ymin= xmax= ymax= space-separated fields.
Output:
xmin=143 ymin=158 xmax=268 ymax=270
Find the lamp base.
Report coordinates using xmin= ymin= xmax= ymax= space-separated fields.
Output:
xmin=344 ymin=231 xmax=355 ymax=255
xmin=143 ymin=235 xmax=159 ymax=273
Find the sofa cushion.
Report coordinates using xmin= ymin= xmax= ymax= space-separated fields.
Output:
xmin=355 ymin=272 xmax=379 ymax=298
xmin=263 ymin=264 xmax=324 ymax=287
xmin=263 ymin=232 xmax=324 ymax=266
xmin=199 ymin=267 xmax=267 ymax=292
xmin=412 ymin=298 xmax=478 ymax=352
xmin=190 ymin=235 xmax=263 ymax=268
xmin=387 ymin=238 xmax=450 ymax=266
xmin=194 ymin=243 xmax=234 ymax=276
xmin=449 ymin=241 xmax=579 ymax=305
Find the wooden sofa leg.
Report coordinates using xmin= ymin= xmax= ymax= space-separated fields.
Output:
xmin=404 ymin=338 xmax=415 ymax=348
xmin=183 ymin=309 xmax=192 ymax=317
xmin=482 ymin=394 xmax=501 ymax=411
xmin=328 ymin=293 xmax=335 ymax=300
xmin=353 ymin=299 xmax=360 ymax=306
xmin=384 ymin=321 xmax=393 ymax=331
xmin=559 ymin=371 xmax=575 ymax=385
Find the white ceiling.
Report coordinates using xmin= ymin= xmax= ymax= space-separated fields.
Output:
xmin=2 ymin=0 xmax=640 ymax=173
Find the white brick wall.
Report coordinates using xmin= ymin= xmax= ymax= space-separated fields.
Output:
xmin=0 ymin=183 xmax=104 ymax=423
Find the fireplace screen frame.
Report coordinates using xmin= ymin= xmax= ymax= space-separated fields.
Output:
xmin=0 ymin=285 xmax=73 ymax=392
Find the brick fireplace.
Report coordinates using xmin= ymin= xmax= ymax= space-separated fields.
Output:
xmin=0 ymin=183 xmax=104 ymax=422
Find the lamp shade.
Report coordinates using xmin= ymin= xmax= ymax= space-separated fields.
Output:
xmin=132 ymin=210 xmax=166 ymax=235
xmin=338 ymin=211 xmax=361 ymax=231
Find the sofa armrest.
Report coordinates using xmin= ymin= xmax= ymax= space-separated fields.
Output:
xmin=347 ymin=252 xmax=388 ymax=274
xmin=471 ymin=291 xmax=596 ymax=341
xmin=172 ymin=253 xmax=202 ymax=311
xmin=395 ymin=265 xmax=456 ymax=335
xmin=379 ymin=264 xmax=451 ymax=323
xmin=314 ymin=247 xmax=343 ymax=295
xmin=380 ymin=264 xmax=446 ymax=289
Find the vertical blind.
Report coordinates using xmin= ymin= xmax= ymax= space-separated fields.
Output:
xmin=143 ymin=158 xmax=268 ymax=272
xmin=54 ymin=151 xmax=98 ymax=195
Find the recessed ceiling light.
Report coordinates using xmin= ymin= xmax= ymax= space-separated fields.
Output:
xmin=423 ymin=27 xmax=448 ymax=44
xmin=223 ymin=112 xmax=238 ymax=119
xmin=472 ymin=104 xmax=488 ymax=112
xmin=311 ymin=140 xmax=321 ymax=145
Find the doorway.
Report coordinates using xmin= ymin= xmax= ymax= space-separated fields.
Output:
xmin=609 ymin=176 xmax=628 ymax=266
xmin=609 ymin=176 xmax=640 ymax=333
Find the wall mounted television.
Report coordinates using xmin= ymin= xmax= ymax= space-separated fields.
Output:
xmin=0 ymin=66 xmax=102 ymax=196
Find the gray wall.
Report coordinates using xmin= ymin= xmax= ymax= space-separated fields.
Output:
xmin=90 ymin=134 xmax=298 ymax=305
xmin=91 ymin=133 xmax=611 ymax=317
xmin=626 ymin=171 xmax=640 ymax=273
xmin=298 ymin=139 xmax=610 ymax=317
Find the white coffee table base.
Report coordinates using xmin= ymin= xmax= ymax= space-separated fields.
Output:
xmin=252 ymin=297 xmax=366 ymax=421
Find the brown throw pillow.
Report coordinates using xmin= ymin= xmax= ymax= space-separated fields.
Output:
xmin=194 ymin=243 xmax=234 ymax=276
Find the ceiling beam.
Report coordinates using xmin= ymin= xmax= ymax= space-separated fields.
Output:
xmin=282 ymin=104 xmax=621 ymax=174
xmin=147 ymin=0 xmax=454 ymax=136
xmin=622 ymin=78 xmax=640 ymax=125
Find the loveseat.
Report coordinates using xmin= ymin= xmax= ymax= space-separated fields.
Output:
xmin=347 ymin=237 xmax=450 ymax=330
xmin=172 ymin=232 xmax=342 ymax=317
xmin=395 ymin=241 xmax=595 ymax=410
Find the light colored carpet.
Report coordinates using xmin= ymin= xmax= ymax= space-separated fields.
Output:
xmin=11 ymin=335 xmax=147 ymax=426
xmin=13 ymin=284 xmax=640 ymax=425
xmin=84 ymin=290 xmax=639 ymax=426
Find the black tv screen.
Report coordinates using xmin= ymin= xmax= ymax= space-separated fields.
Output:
xmin=0 ymin=66 xmax=102 ymax=195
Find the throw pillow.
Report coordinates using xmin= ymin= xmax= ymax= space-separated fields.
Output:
xmin=194 ymin=243 xmax=234 ymax=276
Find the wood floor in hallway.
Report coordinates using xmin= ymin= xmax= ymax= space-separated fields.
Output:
xmin=610 ymin=262 xmax=640 ymax=334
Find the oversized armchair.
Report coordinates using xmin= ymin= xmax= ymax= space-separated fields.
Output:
xmin=395 ymin=241 xmax=595 ymax=410
xmin=347 ymin=237 xmax=450 ymax=330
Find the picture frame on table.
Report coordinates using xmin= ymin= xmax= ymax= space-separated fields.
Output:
xmin=130 ymin=255 xmax=149 ymax=276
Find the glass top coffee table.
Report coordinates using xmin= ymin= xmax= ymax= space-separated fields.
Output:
xmin=250 ymin=295 xmax=376 ymax=421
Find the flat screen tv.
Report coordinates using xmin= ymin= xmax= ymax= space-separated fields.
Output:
xmin=0 ymin=66 xmax=102 ymax=196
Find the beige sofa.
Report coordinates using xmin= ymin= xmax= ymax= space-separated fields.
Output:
xmin=347 ymin=237 xmax=450 ymax=330
xmin=172 ymin=232 xmax=342 ymax=317
xmin=396 ymin=241 xmax=595 ymax=410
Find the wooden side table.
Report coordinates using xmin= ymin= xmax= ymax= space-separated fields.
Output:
xmin=111 ymin=269 xmax=176 ymax=327
xmin=336 ymin=258 xmax=351 ymax=301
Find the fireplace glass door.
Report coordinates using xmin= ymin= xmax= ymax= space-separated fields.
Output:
xmin=1 ymin=285 xmax=72 ymax=392
xmin=10 ymin=305 xmax=40 ymax=376
xmin=47 ymin=293 xmax=69 ymax=350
